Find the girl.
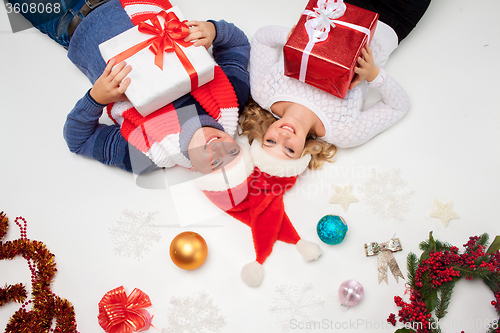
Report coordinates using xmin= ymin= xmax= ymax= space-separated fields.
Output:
xmin=245 ymin=0 xmax=431 ymax=163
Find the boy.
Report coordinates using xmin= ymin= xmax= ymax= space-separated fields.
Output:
xmin=9 ymin=0 xmax=250 ymax=174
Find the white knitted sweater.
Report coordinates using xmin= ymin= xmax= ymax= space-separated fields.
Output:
xmin=249 ymin=22 xmax=410 ymax=148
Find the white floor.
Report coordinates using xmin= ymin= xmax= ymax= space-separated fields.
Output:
xmin=1 ymin=0 xmax=500 ymax=332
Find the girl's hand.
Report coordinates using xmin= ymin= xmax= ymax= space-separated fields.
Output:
xmin=184 ymin=20 xmax=216 ymax=50
xmin=90 ymin=59 xmax=131 ymax=105
xmin=349 ymin=45 xmax=380 ymax=90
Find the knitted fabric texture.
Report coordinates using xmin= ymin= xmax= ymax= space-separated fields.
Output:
xmin=119 ymin=0 xmax=175 ymax=25
xmin=107 ymin=66 xmax=239 ymax=169
xmin=249 ymin=24 xmax=410 ymax=149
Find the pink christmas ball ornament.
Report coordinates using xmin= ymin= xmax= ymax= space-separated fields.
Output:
xmin=338 ymin=279 xmax=364 ymax=307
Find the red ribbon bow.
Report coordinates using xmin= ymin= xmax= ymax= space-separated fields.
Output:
xmin=110 ymin=10 xmax=199 ymax=90
xmin=98 ymin=286 xmax=153 ymax=333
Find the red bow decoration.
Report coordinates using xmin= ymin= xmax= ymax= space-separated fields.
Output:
xmin=98 ymin=286 xmax=153 ymax=333
xmin=109 ymin=10 xmax=199 ymax=90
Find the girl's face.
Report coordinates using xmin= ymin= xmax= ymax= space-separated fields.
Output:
xmin=188 ymin=127 xmax=241 ymax=174
xmin=262 ymin=118 xmax=307 ymax=160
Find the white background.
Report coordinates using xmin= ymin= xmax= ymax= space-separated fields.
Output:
xmin=1 ymin=0 xmax=499 ymax=332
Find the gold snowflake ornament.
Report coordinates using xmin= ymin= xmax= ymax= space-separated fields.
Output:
xmin=329 ymin=184 xmax=359 ymax=212
xmin=429 ymin=199 xmax=459 ymax=227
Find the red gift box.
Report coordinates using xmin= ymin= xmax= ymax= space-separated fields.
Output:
xmin=284 ymin=0 xmax=378 ymax=99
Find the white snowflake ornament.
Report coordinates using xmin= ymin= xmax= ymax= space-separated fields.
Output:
xmin=109 ymin=210 xmax=161 ymax=260
xmin=164 ymin=291 xmax=226 ymax=333
xmin=362 ymin=168 xmax=415 ymax=222
xmin=269 ymin=284 xmax=325 ymax=332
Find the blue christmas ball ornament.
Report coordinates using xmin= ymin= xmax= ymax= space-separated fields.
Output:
xmin=316 ymin=215 xmax=348 ymax=245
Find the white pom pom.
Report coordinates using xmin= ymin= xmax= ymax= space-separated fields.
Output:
xmin=241 ymin=261 xmax=264 ymax=287
xmin=296 ymin=240 xmax=322 ymax=261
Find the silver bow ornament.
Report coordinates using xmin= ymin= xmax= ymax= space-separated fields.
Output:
xmin=364 ymin=238 xmax=404 ymax=284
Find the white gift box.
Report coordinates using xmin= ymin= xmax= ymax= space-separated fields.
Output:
xmin=99 ymin=6 xmax=216 ymax=117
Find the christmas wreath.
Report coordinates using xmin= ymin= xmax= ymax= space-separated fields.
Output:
xmin=0 ymin=212 xmax=78 ymax=332
xmin=387 ymin=232 xmax=500 ymax=333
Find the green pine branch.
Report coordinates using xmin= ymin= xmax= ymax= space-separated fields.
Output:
xmin=435 ymin=282 xmax=455 ymax=320
xmin=454 ymin=266 xmax=500 ymax=282
xmin=419 ymin=232 xmax=436 ymax=251
xmin=483 ymin=276 xmax=500 ymax=293
xmin=407 ymin=252 xmax=418 ymax=289
xmin=419 ymin=239 xmax=430 ymax=252
xmin=478 ymin=233 xmax=490 ymax=247
xmin=465 ymin=233 xmax=490 ymax=253
xmin=419 ymin=237 xmax=453 ymax=253
xmin=419 ymin=272 xmax=435 ymax=300
xmin=436 ymin=240 xmax=454 ymax=251
xmin=419 ymin=232 xmax=436 ymax=250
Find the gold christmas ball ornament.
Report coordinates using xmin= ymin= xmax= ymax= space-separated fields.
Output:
xmin=169 ymin=231 xmax=208 ymax=270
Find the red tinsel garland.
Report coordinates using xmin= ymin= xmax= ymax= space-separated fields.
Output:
xmin=0 ymin=212 xmax=78 ymax=332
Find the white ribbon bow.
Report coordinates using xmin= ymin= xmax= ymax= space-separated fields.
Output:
xmin=299 ymin=0 xmax=372 ymax=82
xmin=303 ymin=0 xmax=346 ymax=44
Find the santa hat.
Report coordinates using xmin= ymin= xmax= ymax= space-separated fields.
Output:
xmin=195 ymin=140 xmax=254 ymax=212
xmin=198 ymin=138 xmax=321 ymax=287
xmin=250 ymin=138 xmax=312 ymax=178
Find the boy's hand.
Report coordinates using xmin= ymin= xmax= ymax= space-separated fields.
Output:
xmin=184 ymin=20 xmax=216 ymax=50
xmin=349 ymin=45 xmax=380 ymax=90
xmin=90 ymin=59 xmax=131 ymax=105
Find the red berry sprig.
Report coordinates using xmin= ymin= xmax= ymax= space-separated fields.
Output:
xmin=389 ymin=294 xmax=432 ymax=333
xmin=414 ymin=251 xmax=461 ymax=289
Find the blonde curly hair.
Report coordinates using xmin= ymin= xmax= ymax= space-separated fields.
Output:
xmin=239 ymin=99 xmax=337 ymax=170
